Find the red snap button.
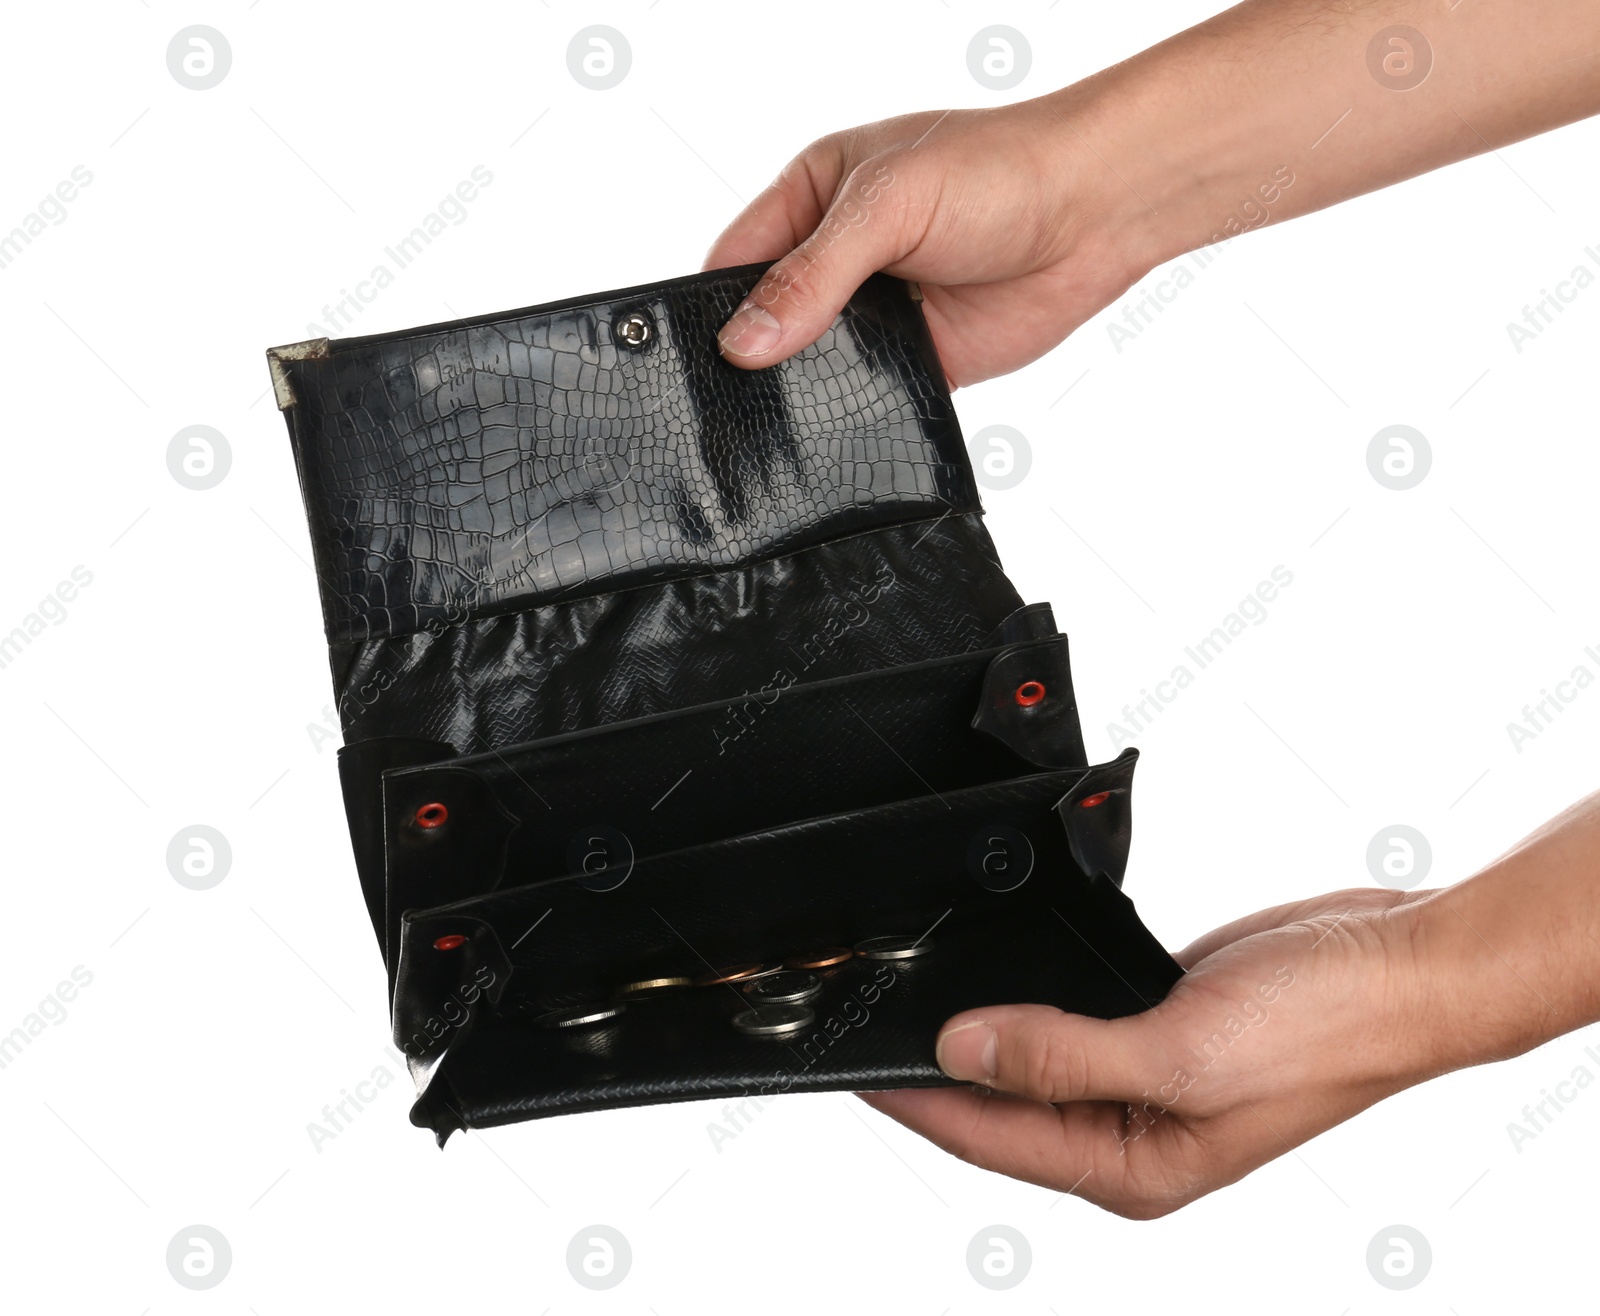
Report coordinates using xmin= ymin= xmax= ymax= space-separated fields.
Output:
xmin=414 ymin=802 xmax=449 ymax=829
xmin=1079 ymin=791 xmax=1111 ymax=809
xmin=1014 ymin=681 xmax=1046 ymax=707
xmin=433 ymin=934 xmax=466 ymax=951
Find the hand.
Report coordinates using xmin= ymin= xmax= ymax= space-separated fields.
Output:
xmin=701 ymin=102 xmax=1146 ymax=388
xmin=859 ymin=866 xmax=1586 ymax=1219
xmin=859 ymin=888 xmax=1430 ymax=1217
xmin=707 ymin=1 xmax=1600 ymax=389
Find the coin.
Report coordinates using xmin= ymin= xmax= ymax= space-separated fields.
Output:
xmin=536 ymin=1001 xmax=626 ymax=1029
xmin=785 ymin=947 xmax=853 ymax=969
xmin=613 ymin=976 xmax=694 ymax=999
xmin=731 ymin=1004 xmax=815 ymax=1037
xmin=854 ymin=935 xmax=932 ymax=960
xmin=694 ymin=963 xmax=767 ymax=987
xmin=743 ymin=971 xmax=822 ymax=1005
xmin=744 ymin=962 xmax=785 ymax=980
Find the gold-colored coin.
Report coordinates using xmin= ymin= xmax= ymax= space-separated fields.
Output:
xmin=785 ymin=947 xmax=853 ymax=969
xmin=694 ymin=963 xmax=762 ymax=987
xmin=613 ymin=976 xmax=694 ymax=999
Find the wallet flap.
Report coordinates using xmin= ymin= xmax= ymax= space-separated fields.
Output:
xmin=273 ymin=264 xmax=980 ymax=644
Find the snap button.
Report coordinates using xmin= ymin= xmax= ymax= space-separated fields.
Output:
xmin=433 ymin=934 xmax=466 ymax=951
xmin=615 ymin=311 xmax=653 ymax=349
xmin=1079 ymin=791 xmax=1111 ymax=809
xmin=1014 ymin=680 xmax=1046 ymax=707
xmin=414 ymin=802 xmax=449 ymax=829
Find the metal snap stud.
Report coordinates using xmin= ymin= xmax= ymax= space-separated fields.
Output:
xmin=1014 ymin=680 xmax=1046 ymax=707
xmin=615 ymin=311 xmax=653 ymax=349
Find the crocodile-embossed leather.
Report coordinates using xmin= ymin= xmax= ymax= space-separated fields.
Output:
xmin=277 ymin=264 xmax=977 ymax=645
xmin=268 ymin=263 xmax=1181 ymax=1143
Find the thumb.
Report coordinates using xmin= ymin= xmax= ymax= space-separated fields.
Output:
xmin=935 ymin=1003 xmax=1170 ymax=1104
xmin=717 ymin=160 xmax=909 ymax=368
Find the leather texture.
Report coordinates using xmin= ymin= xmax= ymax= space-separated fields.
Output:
xmin=268 ymin=262 xmax=1182 ymax=1144
xmin=280 ymin=265 xmax=976 ymax=645
xmin=327 ymin=511 xmax=1021 ymax=755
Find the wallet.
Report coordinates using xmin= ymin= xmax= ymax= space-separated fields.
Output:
xmin=266 ymin=262 xmax=1183 ymax=1144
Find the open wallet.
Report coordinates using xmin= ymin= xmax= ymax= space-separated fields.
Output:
xmin=266 ymin=262 xmax=1183 ymax=1144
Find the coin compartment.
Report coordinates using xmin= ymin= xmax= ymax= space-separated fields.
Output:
xmin=389 ymin=754 xmax=1180 ymax=1131
xmin=377 ymin=632 xmax=1171 ymax=1132
xmin=376 ymin=633 xmax=1087 ymax=973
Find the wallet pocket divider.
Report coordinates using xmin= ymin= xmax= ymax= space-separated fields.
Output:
xmin=377 ymin=633 xmax=1087 ymax=977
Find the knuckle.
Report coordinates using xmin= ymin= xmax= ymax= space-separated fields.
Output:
xmin=779 ymin=131 xmax=859 ymax=209
xmin=778 ymin=133 xmax=840 ymax=187
xmin=751 ymin=255 xmax=822 ymax=315
xmin=802 ymin=128 xmax=851 ymax=166
xmin=1026 ymin=1022 xmax=1089 ymax=1101
xmin=751 ymin=150 xmax=911 ymax=323
xmin=836 ymin=159 xmax=902 ymax=229
xmin=843 ymin=149 xmax=904 ymax=195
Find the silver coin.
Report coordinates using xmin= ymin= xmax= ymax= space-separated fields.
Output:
xmin=731 ymin=1004 xmax=815 ymax=1037
xmin=537 ymin=1001 xmax=626 ymax=1029
xmin=742 ymin=971 xmax=822 ymax=1005
xmin=854 ymin=935 xmax=932 ymax=960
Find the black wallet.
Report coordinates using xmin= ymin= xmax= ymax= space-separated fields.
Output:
xmin=266 ymin=262 xmax=1182 ymax=1144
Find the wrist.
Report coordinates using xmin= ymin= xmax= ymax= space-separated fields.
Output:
xmin=1035 ymin=39 xmax=1310 ymax=278
xmin=1028 ymin=83 xmax=1285 ymax=298
xmin=1386 ymin=858 xmax=1600 ymax=1082
xmin=1033 ymin=1 xmax=1476 ymax=279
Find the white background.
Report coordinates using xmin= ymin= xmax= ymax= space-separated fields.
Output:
xmin=2 ymin=0 xmax=1596 ymax=1309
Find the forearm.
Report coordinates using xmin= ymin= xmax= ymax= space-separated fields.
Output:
xmin=1403 ymin=790 xmax=1600 ymax=1080
xmin=1051 ymin=0 xmax=1600 ymax=274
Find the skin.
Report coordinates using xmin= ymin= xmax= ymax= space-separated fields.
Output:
xmin=703 ymin=0 xmax=1600 ymax=1216
xmin=705 ymin=0 xmax=1600 ymax=387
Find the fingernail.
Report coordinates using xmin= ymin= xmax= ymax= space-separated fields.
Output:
xmin=718 ymin=301 xmax=781 ymax=357
xmin=936 ymin=1020 xmax=996 ymax=1082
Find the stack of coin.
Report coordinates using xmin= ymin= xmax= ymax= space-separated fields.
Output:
xmin=742 ymin=971 xmax=823 ymax=1006
xmin=541 ymin=935 xmax=930 ymax=1036
xmin=731 ymin=1003 xmax=814 ymax=1037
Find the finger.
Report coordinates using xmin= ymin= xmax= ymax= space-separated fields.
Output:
xmin=702 ymin=147 xmax=843 ymax=272
xmin=858 ymin=1087 xmax=1192 ymax=1217
xmin=859 ymin=1087 xmax=1114 ymax=1195
xmin=714 ymin=155 xmax=916 ymax=368
xmin=934 ymin=1003 xmax=1171 ymax=1105
xmin=1174 ymin=888 xmax=1414 ymax=969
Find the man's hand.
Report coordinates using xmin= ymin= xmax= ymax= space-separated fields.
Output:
xmin=860 ymin=889 xmax=1434 ymax=1218
xmin=701 ymin=104 xmax=1143 ymax=388
xmin=707 ymin=0 xmax=1600 ymax=387
xmin=860 ymin=788 xmax=1600 ymax=1217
